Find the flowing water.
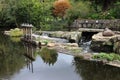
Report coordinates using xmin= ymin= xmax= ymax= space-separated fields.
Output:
xmin=0 ymin=32 xmax=120 ymax=80
xmin=80 ymin=40 xmax=92 ymax=53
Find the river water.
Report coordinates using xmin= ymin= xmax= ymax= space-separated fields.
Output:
xmin=0 ymin=32 xmax=120 ymax=80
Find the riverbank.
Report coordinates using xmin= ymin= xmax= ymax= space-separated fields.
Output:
xmin=34 ymin=31 xmax=120 ymax=68
xmin=4 ymin=30 xmax=120 ymax=68
xmin=48 ymin=43 xmax=120 ymax=68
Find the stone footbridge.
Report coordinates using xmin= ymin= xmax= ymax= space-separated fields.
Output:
xmin=69 ymin=19 xmax=120 ymax=32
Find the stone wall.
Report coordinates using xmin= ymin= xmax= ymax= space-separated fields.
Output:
xmin=70 ymin=19 xmax=120 ymax=31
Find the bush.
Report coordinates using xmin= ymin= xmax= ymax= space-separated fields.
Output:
xmin=9 ymin=28 xmax=23 ymax=37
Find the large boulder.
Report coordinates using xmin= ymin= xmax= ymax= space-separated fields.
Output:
xmin=67 ymin=32 xmax=81 ymax=43
xmin=48 ymin=31 xmax=82 ymax=43
xmin=102 ymin=28 xmax=115 ymax=36
xmin=47 ymin=43 xmax=56 ymax=47
xmin=90 ymin=32 xmax=118 ymax=52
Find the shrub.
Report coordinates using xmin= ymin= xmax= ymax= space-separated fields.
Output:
xmin=9 ymin=28 xmax=23 ymax=37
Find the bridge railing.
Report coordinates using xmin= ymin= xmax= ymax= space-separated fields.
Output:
xmin=70 ymin=19 xmax=120 ymax=31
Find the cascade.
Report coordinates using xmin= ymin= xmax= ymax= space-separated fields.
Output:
xmin=79 ymin=32 xmax=98 ymax=53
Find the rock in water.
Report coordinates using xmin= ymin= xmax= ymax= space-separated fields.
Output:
xmin=47 ymin=43 xmax=55 ymax=47
xmin=102 ymin=28 xmax=115 ymax=36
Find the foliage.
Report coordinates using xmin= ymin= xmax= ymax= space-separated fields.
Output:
xmin=9 ymin=28 xmax=23 ymax=37
xmin=0 ymin=0 xmax=120 ymax=30
xmin=88 ymin=0 xmax=119 ymax=11
xmin=0 ymin=0 xmax=17 ymax=28
xmin=53 ymin=0 xmax=71 ymax=18
xmin=89 ymin=11 xmax=115 ymax=19
xmin=15 ymin=0 xmax=42 ymax=29
xmin=0 ymin=32 xmax=26 ymax=76
xmin=39 ymin=47 xmax=58 ymax=65
xmin=0 ymin=0 xmax=56 ymax=30
xmin=65 ymin=1 xmax=92 ymax=25
xmin=93 ymin=53 xmax=120 ymax=61
xmin=110 ymin=2 xmax=120 ymax=19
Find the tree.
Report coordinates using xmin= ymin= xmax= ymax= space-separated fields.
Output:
xmin=52 ymin=0 xmax=71 ymax=18
xmin=65 ymin=1 xmax=92 ymax=26
xmin=89 ymin=0 xmax=119 ymax=11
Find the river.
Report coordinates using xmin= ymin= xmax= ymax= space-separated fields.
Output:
xmin=0 ymin=32 xmax=120 ymax=80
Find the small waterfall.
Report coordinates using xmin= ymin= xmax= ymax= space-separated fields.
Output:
xmin=78 ymin=32 xmax=98 ymax=53
xmin=80 ymin=40 xmax=92 ymax=53
xmin=41 ymin=32 xmax=49 ymax=38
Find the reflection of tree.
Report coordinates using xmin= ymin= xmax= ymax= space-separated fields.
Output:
xmin=0 ymin=32 xmax=26 ymax=78
xmin=39 ymin=47 xmax=58 ymax=66
xmin=73 ymin=57 xmax=120 ymax=80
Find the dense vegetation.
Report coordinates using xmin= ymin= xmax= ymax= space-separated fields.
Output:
xmin=0 ymin=32 xmax=26 ymax=76
xmin=0 ymin=0 xmax=120 ymax=30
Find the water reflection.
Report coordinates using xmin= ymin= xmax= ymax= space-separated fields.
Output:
xmin=38 ymin=47 xmax=58 ymax=66
xmin=23 ymin=42 xmax=38 ymax=73
xmin=0 ymin=32 xmax=26 ymax=79
xmin=1 ymin=31 xmax=120 ymax=80
xmin=22 ymin=42 xmax=58 ymax=72
xmin=73 ymin=57 xmax=120 ymax=80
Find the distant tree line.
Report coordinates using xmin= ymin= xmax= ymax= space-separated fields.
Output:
xmin=0 ymin=0 xmax=119 ymax=30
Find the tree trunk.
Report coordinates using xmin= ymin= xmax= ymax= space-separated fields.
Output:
xmin=102 ymin=0 xmax=109 ymax=11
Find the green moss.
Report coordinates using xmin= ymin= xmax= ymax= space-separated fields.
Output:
xmin=9 ymin=28 xmax=23 ymax=37
xmin=92 ymin=52 xmax=120 ymax=61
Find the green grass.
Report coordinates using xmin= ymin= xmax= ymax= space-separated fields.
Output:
xmin=92 ymin=52 xmax=120 ymax=61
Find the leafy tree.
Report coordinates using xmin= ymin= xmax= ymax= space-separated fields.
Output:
xmin=0 ymin=0 xmax=17 ymax=28
xmin=89 ymin=0 xmax=119 ymax=11
xmin=65 ymin=1 xmax=92 ymax=26
xmin=111 ymin=2 xmax=120 ymax=19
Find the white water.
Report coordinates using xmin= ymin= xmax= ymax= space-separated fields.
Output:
xmin=33 ymin=32 xmax=92 ymax=53
xmin=32 ymin=33 xmax=68 ymax=43
xmin=80 ymin=40 xmax=92 ymax=53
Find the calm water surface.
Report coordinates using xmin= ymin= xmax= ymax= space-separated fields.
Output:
xmin=0 ymin=32 xmax=120 ymax=80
